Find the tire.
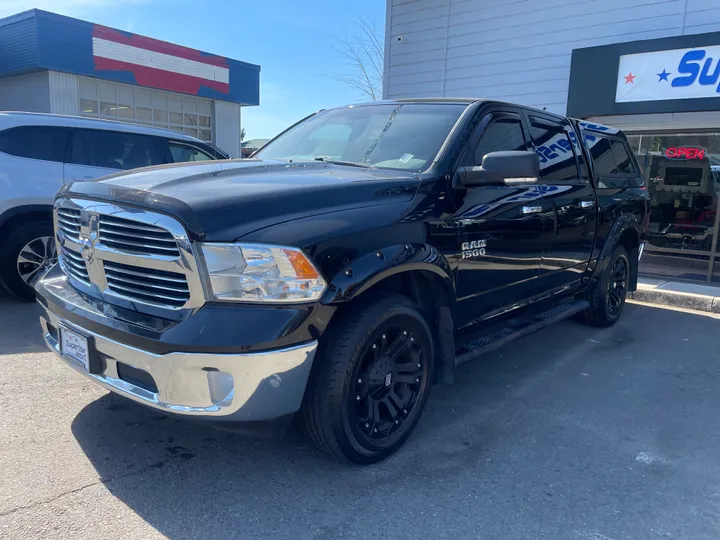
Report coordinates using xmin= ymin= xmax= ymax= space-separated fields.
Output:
xmin=0 ymin=220 xmax=56 ymax=301
xmin=301 ymin=293 xmax=434 ymax=464
xmin=578 ymin=245 xmax=630 ymax=327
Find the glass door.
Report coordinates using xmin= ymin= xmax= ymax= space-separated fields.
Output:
xmin=627 ymin=132 xmax=720 ymax=283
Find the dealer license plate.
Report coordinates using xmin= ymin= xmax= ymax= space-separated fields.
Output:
xmin=60 ymin=326 xmax=90 ymax=371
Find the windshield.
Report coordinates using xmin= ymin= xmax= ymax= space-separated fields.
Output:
xmin=255 ymin=103 xmax=468 ymax=172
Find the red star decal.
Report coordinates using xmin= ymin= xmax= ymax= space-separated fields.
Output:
xmin=624 ymin=72 xmax=636 ymax=84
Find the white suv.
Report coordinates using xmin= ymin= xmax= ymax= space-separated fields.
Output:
xmin=0 ymin=112 xmax=228 ymax=300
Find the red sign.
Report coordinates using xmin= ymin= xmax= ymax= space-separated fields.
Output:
xmin=665 ymin=147 xmax=706 ymax=159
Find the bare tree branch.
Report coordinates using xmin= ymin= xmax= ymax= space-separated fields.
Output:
xmin=330 ymin=13 xmax=384 ymax=101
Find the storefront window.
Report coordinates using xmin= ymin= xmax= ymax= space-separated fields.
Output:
xmin=640 ymin=251 xmax=710 ymax=282
xmin=79 ymin=77 xmax=214 ymax=143
xmin=628 ymin=133 xmax=720 ymax=253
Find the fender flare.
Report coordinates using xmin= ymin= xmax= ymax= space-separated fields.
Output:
xmin=589 ymin=214 xmax=642 ymax=289
xmin=321 ymin=243 xmax=455 ymax=305
xmin=321 ymin=243 xmax=458 ymax=385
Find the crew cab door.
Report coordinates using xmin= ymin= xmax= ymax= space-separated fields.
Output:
xmin=453 ymin=107 xmax=554 ymax=328
xmin=523 ymin=112 xmax=597 ymax=290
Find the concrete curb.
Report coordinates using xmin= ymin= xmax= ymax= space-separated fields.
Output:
xmin=630 ymin=279 xmax=720 ymax=313
xmin=630 ymin=289 xmax=717 ymax=312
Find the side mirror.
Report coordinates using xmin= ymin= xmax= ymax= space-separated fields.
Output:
xmin=457 ymin=151 xmax=540 ymax=187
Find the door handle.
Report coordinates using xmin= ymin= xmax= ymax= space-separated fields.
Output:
xmin=521 ymin=205 xmax=544 ymax=215
xmin=580 ymin=200 xmax=595 ymax=208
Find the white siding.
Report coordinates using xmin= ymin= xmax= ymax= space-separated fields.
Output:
xmin=48 ymin=71 xmax=80 ymax=116
xmin=0 ymin=71 xmax=50 ymax=112
xmin=385 ymin=0 xmax=720 ymax=113
xmin=214 ymin=100 xmax=241 ymax=158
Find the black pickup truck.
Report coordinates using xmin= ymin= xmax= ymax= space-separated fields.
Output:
xmin=36 ymin=99 xmax=649 ymax=464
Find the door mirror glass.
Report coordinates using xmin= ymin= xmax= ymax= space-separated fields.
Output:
xmin=459 ymin=151 xmax=540 ymax=187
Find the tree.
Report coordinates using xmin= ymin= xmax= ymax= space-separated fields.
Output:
xmin=240 ymin=128 xmax=246 ymax=142
xmin=331 ymin=14 xmax=384 ymax=101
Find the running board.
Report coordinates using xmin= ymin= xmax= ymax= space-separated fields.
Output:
xmin=454 ymin=300 xmax=590 ymax=366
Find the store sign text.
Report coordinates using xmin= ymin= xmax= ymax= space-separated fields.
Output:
xmin=616 ymin=45 xmax=720 ymax=103
xmin=665 ymin=147 xmax=706 ymax=159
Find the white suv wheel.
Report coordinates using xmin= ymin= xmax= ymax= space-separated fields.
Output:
xmin=17 ymin=236 xmax=57 ymax=287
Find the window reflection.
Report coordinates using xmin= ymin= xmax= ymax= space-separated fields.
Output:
xmin=640 ymin=251 xmax=709 ymax=281
xmin=628 ymin=133 xmax=720 ymax=252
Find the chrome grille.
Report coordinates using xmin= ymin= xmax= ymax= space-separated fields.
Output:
xmin=56 ymin=208 xmax=82 ymax=243
xmin=98 ymin=215 xmax=180 ymax=257
xmin=59 ymin=247 xmax=90 ymax=284
xmin=104 ymin=261 xmax=190 ymax=308
xmin=54 ymin=199 xmax=203 ymax=311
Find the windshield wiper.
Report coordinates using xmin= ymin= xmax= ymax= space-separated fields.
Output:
xmin=313 ymin=157 xmax=371 ymax=168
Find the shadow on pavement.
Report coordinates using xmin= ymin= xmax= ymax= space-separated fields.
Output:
xmin=0 ymin=288 xmax=46 ymax=355
xmin=68 ymin=311 xmax=613 ymax=539
xmin=68 ymin=303 xmax=720 ymax=539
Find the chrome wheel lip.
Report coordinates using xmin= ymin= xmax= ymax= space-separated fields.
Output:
xmin=17 ymin=236 xmax=57 ymax=287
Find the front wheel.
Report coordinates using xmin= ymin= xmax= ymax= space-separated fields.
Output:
xmin=0 ymin=220 xmax=56 ymax=301
xmin=578 ymin=245 xmax=630 ymax=327
xmin=301 ymin=294 xmax=434 ymax=464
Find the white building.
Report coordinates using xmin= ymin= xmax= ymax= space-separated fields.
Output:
xmin=384 ymin=0 xmax=720 ymax=284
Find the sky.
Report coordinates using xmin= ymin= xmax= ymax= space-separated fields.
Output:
xmin=0 ymin=0 xmax=387 ymax=140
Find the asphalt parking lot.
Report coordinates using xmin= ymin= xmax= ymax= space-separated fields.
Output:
xmin=1 ymin=290 xmax=719 ymax=540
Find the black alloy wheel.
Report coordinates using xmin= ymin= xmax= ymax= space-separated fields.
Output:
xmin=577 ymin=244 xmax=630 ymax=327
xmin=301 ymin=294 xmax=434 ymax=464
xmin=347 ymin=317 xmax=427 ymax=449
xmin=607 ymin=255 xmax=628 ymax=317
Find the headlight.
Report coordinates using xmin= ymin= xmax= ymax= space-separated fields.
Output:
xmin=198 ymin=243 xmax=327 ymax=303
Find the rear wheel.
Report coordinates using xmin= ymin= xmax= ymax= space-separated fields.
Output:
xmin=0 ymin=220 xmax=56 ymax=301
xmin=578 ymin=245 xmax=629 ymax=327
xmin=301 ymin=294 xmax=434 ymax=464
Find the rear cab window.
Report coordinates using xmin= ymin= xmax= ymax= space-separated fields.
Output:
xmin=0 ymin=126 xmax=69 ymax=163
xmin=527 ymin=116 xmax=582 ymax=183
xmin=579 ymin=123 xmax=642 ymax=188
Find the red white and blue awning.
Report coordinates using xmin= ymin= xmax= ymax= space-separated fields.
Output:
xmin=92 ymin=26 xmax=230 ymax=96
xmin=0 ymin=9 xmax=259 ymax=105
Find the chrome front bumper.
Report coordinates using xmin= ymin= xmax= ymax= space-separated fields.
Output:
xmin=40 ymin=308 xmax=318 ymax=422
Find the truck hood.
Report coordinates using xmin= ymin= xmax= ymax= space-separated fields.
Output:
xmin=60 ymin=159 xmax=420 ymax=241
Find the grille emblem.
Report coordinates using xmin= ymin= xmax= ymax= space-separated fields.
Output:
xmin=80 ymin=236 xmax=94 ymax=262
